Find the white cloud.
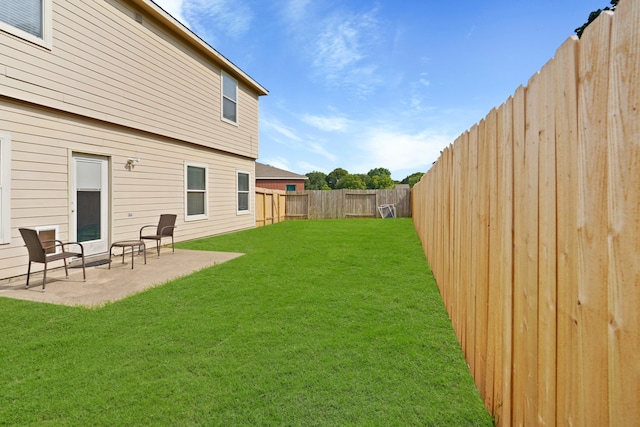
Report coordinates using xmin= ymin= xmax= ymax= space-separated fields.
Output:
xmin=466 ymin=25 xmax=477 ymax=39
xmin=297 ymin=160 xmax=326 ymax=173
xmin=308 ymin=142 xmax=338 ymax=162
xmin=355 ymin=127 xmax=452 ymax=174
xmin=301 ymin=114 xmax=351 ymax=132
xmin=261 ymin=117 xmax=302 ymax=142
xmin=314 ymin=20 xmax=364 ymax=73
xmin=344 ymin=64 xmax=382 ymax=98
xmin=311 ymin=8 xmax=383 ymax=95
xmin=258 ymin=156 xmax=291 ymax=171
xmin=182 ymin=0 xmax=253 ymax=40
xmin=153 ymin=0 xmax=188 ymax=25
xmin=284 ymin=0 xmax=310 ymax=21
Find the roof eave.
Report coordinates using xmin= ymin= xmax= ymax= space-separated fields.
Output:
xmin=134 ymin=0 xmax=268 ymax=96
xmin=259 ymin=176 xmax=309 ymax=180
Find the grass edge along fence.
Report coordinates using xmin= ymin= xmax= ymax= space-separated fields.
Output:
xmin=412 ymin=3 xmax=639 ymax=427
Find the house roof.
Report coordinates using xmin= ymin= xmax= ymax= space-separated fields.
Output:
xmin=135 ymin=0 xmax=268 ymax=96
xmin=255 ymin=163 xmax=308 ymax=180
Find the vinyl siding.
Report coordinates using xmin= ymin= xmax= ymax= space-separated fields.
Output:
xmin=0 ymin=99 xmax=255 ymax=279
xmin=0 ymin=0 xmax=261 ymax=159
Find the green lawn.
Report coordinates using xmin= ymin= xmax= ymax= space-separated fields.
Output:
xmin=0 ymin=219 xmax=491 ymax=426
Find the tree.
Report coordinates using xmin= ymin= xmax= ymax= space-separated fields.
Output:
xmin=356 ymin=173 xmax=372 ymax=188
xmin=575 ymin=0 xmax=618 ymax=38
xmin=369 ymin=174 xmax=395 ymax=189
xmin=305 ymin=171 xmax=328 ymax=190
xmin=401 ymin=172 xmax=425 ymax=188
xmin=335 ymin=174 xmax=366 ymax=189
xmin=304 ymin=166 xmax=397 ymax=190
xmin=366 ymin=167 xmax=394 ymax=189
xmin=326 ymin=168 xmax=349 ymax=189
xmin=367 ymin=167 xmax=392 ymax=178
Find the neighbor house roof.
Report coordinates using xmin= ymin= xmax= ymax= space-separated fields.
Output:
xmin=136 ymin=0 xmax=268 ymax=96
xmin=255 ymin=163 xmax=308 ymax=180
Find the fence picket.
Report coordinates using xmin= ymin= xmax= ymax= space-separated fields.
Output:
xmin=496 ymin=96 xmax=514 ymax=426
xmin=577 ymin=12 xmax=613 ymax=427
xmin=537 ymin=56 xmax=558 ymax=426
xmin=554 ymin=36 xmax=580 ymax=427
xmin=607 ymin=0 xmax=640 ymax=424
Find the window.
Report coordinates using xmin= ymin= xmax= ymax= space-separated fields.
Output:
xmin=0 ymin=0 xmax=52 ymax=48
xmin=0 ymin=133 xmax=11 ymax=244
xmin=221 ymin=71 xmax=238 ymax=124
xmin=185 ymin=163 xmax=208 ymax=220
xmin=286 ymin=184 xmax=296 ymax=191
xmin=237 ymin=171 xmax=250 ymax=213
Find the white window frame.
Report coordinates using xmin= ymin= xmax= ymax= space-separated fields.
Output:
xmin=0 ymin=133 xmax=11 ymax=244
xmin=0 ymin=0 xmax=53 ymax=49
xmin=221 ymin=71 xmax=238 ymax=125
xmin=184 ymin=162 xmax=208 ymax=221
xmin=236 ymin=170 xmax=250 ymax=215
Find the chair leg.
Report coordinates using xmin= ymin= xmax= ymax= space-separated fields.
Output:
xmin=171 ymin=236 xmax=174 ymax=253
xmin=42 ymin=261 xmax=48 ymax=292
xmin=25 ymin=261 xmax=31 ymax=289
xmin=63 ymin=258 xmax=69 ymax=278
xmin=156 ymin=240 xmax=160 ymax=257
xmin=81 ymin=256 xmax=86 ymax=281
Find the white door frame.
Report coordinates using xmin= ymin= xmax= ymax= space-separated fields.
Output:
xmin=71 ymin=155 xmax=109 ymax=255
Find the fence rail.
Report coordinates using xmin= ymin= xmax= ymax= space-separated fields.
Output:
xmin=412 ymin=3 xmax=639 ymax=426
xmin=285 ymin=189 xmax=411 ymax=219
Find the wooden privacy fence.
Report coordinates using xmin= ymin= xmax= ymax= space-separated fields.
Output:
xmin=412 ymin=4 xmax=639 ymax=427
xmin=286 ymin=189 xmax=411 ymax=220
xmin=255 ymin=187 xmax=286 ymax=227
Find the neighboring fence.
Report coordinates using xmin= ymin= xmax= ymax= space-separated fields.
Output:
xmin=255 ymin=187 xmax=286 ymax=227
xmin=413 ymin=4 xmax=639 ymax=427
xmin=285 ymin=189 xmax=411 ymax=219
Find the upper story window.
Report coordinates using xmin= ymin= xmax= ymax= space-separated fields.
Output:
xmin=221 ymin=71 xmax=238 ymax=124
xmin=185 ymin=163 xmax=208 ymax=221
xmin=237 ymin=171 xmax=250 ymax=214
xmin=0 ymin=0 xmax=52 ymax=48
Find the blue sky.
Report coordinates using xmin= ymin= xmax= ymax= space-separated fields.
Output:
xmin=153 ymin=0 xmax=607 ymax=180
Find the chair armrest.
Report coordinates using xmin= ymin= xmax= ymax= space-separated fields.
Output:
xmin=62 ymin=241 xmax=85 ymax=255
xmin=40 ymin=239 xmax=64 ymax=252
xmin=41 ymin=239 xmax=84 ymax=255
xmin=139 ymin=224 xmax=156 ymax=237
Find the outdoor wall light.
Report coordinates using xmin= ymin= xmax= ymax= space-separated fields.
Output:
xmin=125 ymin=157 xmax=140 ymax=171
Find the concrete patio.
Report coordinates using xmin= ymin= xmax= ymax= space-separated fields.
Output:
xmin=0 ymin=248 xmax=243 ymax=308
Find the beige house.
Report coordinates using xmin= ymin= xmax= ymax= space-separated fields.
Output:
xmin=0 ymin=0 xmax=268 ymax=280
